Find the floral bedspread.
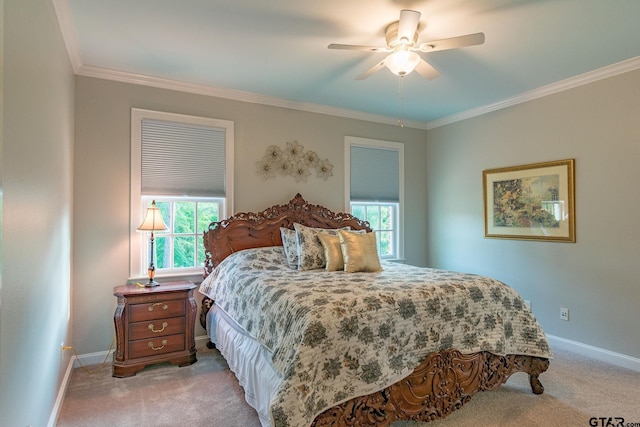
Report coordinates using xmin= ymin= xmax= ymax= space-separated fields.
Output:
xmin=199 ymin=247 xmax=551 ymax=427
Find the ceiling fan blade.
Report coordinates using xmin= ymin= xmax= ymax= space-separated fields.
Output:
xmin=414 ymin=58 xmax=440 ymax=80
xmin=397 ymin=9 xmax=421 ymax=43
xmin=419 ymin=32 xmax=485 ymax=52
xmin=355 ymin=60 xmax=386 ymax=80
xmin=328 ymin=43 xmax=389 ymax=52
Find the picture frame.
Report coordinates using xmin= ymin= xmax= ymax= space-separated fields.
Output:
xmin=483 ymin=159 xmax=575 ymax=242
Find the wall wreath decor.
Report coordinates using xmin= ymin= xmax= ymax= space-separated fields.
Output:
xmin=256 ymin=140 xmax=333 ymax=182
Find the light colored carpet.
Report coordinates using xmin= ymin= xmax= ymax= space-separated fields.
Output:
xmin=57 ymin=343 xmax=640 ymax=427
xmin=57 ymin=343 xmax=261 ymax=427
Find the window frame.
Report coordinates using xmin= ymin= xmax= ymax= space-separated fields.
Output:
xmin=130 ymin=108 xmax=234 ymax=280
xmin=344 ymin=136 xmax=405 ymax=261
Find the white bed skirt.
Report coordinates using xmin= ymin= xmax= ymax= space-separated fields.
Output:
xmin=207 ymin=304 xmax=282 ymax=427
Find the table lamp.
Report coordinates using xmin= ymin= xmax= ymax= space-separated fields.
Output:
xmin=137 ymin=200 xmax=169 ymax=287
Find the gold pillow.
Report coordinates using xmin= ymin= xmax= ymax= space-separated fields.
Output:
xmin=338 ymin=230 xmax=383 ymax=273
xmin=317 ymin=233 xmax=344 ymax=271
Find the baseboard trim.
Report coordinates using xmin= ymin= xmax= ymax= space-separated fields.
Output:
xmin=73 ymin=349 xmax=115 ymax=368
xmin=47 ymin=355 xmax=76 ymax=427
xmin=195 ymin=334 xmax=211 ymax=345
xmin=546 ymin=334 xmax=640 ymax=372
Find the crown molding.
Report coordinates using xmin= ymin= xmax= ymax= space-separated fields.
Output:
xmin=75 ymin=64 xmax=429 ymax=130
xmin=70 ymin=54 xmax=640 ymax=133
xmin=426 ymin=56 xmax=640 ymax=129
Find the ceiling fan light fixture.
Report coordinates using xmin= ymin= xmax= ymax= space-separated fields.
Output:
xmin=385 ymin=50 xmax=420 ymax=77
xmin=328 ymin=9 xmax=484 ymax=81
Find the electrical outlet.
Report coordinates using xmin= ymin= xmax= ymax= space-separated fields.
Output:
xmin=560 ymin=307 xmax=569 ymax=321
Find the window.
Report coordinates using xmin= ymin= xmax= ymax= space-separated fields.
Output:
xmin=130 ymin=109 xmax=234 ymax=278
xmin=142 ymin=197 xmax=223 ymax=272
xmin=345 ymin=136 xmax=404 ymax=260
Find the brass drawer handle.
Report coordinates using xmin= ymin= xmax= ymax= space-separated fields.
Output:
xmin=148 ymin=322 xmax=168 ymax=333
xmin=148 ymin=340 xmax=168 ymax=351
xmin=148 ymin=302 xmax=168 ymax=312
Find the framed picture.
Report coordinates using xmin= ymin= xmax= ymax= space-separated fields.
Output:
xmin=483 ymin=159 xmax=575 ymax=242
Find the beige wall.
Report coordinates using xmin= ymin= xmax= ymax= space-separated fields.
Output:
xmin=426 ymin=69 xmax=640 ymax=359
xmin=73 ymin=76 xmax=428 ymax=354
xmin=0 ymin=0 xmax=75 ymax=425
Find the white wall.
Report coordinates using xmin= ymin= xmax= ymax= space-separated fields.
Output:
xmin=0 ymin=0 xmax=75 ymax=426
xmin=73 ymin=76 xmax=428 ymax=355
xmin=426 ymin=69 xmax=640 ymax=359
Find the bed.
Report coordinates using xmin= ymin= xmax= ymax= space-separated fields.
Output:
xmin=199 ymin=194 xmax=551 ymax=427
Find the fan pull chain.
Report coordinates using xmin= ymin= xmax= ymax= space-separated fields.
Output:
xmin=397 ymin=76 xmax=405 ymax=128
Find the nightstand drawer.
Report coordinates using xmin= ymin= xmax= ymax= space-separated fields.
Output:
xmin=129 ymin=334 xmax=185 ymax=359
xmin=129 ymin=299 xmax=185 ymax=322
xmin=129 ymin=317 xmax=186 ymax=340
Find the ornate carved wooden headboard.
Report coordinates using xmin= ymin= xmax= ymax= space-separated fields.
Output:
xmin=202 ymin=193 xmax=371 ymax=276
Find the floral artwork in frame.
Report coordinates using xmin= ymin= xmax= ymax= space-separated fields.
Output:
xmin=483 ymin=159 xmax=575 ymax=242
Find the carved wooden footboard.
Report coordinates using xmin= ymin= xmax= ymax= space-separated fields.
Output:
xmin=200 ymin=194 xmax=549 ymax=426
xmin=312 ymin=350 xmax=548 ymax=427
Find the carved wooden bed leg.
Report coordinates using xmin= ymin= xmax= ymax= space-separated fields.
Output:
xmin=511 ymin=354 xmax=549 ymax=394
xmin=530 ymin=373 xmax=544 ymax=394
xmin=200 ymin=296 xmax=216 ymax=349
xmin=528 ymin=357 xmax=549 ymax=394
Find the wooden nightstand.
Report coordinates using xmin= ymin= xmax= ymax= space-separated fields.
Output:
xmin=112 ymin=280 xmax=197 ymax=378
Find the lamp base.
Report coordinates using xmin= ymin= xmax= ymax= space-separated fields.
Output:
xmin=146 ymin=262 xmax=158 ymax=287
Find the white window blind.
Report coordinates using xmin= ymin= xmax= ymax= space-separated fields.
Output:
xmin=141 ymin=119 xmax=226 ymax=197
xmin=350 ymin=145 xmax=399 ymax=202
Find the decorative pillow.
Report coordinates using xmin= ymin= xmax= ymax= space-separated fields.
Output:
xmin=294 ymin=223 xmax=348 ymax=271
xmin=280 ymin=227 xmax=299 ymax=269
xmin=318 ymin=230 xmax=366 ymax=272
xmin=317 ymin=233 xmax=344 ymax=271
xmin=338 ymin=230 xmax=383 ymax=273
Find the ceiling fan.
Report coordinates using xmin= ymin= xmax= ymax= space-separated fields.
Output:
xmin=328 ymin=9 xmax=485 ymax=80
